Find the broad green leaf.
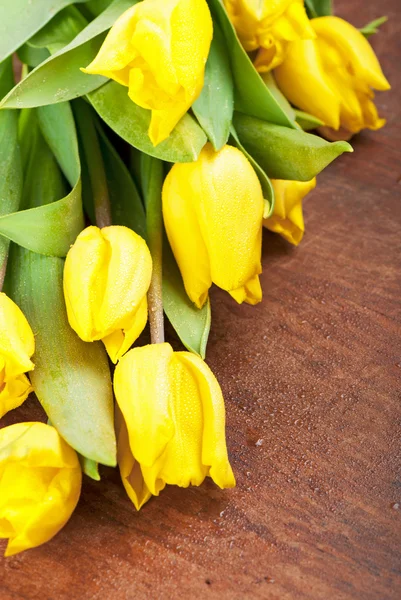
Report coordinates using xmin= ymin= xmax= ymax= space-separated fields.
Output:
xmin=0 ymin=59 xmax=22 ymax=276
xmin=207 ymin=0 xmax=296 ymax=128
xmin=8 ymin=247 xmax=116 ymax=467
xmin=96 ymin=122 xmax=146 ymax=239
xmin=230 ymin=125 xmax=274 ymax=218
xmin=192 ymin=22 xmax=234 ymax=151
xmin=360 ymin=16 xmax=388 ymax=38
xmin=29 ymin=6 xmax=88 ymax=54
xmin=0 ymin=0 xmax=89 ymax=61
xmin=305 ymin=0 xmax=332 ymax=18
xmin=261 ymin=72 xmax=296 ymax=122
xmin=7 ymin=120 xmax=116 ymax=467
xmin=163 ymin=241 xmax=211 ymax=359
xmin=233 ymin=112 xmax=353 ymax=181
xmin=38 ymin=102 xmax=80 ymax=186
xmin=295 ymin=109 xmax=324 ymax=131
xmin=80 ymin=0 xmax=114 ymax=19
xmin=0 ymin=0 xmax=135 ymax=109
xmin=17 ymin=44 xmax=50 ymax=68
xmin=0 ymin=103 xmax=84 ymax=256
xmin=89 ymin=81 xmax=208 ymax=163
xmin=79 ymin=455 xmax=101 ymax=480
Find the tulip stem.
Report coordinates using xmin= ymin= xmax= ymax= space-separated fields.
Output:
xmin=0 ymin=252 xmax=8 ymax=292
xmin=142 ymin=156 xmax=165 ymax=345
xmin=73 ymin=100 xmax=112 ymax=228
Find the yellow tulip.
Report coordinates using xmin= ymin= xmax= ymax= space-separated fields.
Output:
xmin=224 ymin=0 xmax=314 ymax=70
xmin=0 ymin=292 xmax=34 ymax=381
xmin=264 ymin=178 xmax=316 ymax=245
xmin=114 ymin=343 xmax=235 ymax=509
xmin=162 ymin=143 xmax=264 ymax=308
xmin=63 ymin=225 xmax=152 ymax=363
xmin=0 ymin=370 xmax=32 ymax=420
xmin=0 ymin=422 xmax=81 ymax=556
xmin=82 ymin=0 xmax=213 ymax=146
xmin=0 ymin=293 xmax=34 ymax=418
xmin=274 ymin=16 xmax=390 ymax=134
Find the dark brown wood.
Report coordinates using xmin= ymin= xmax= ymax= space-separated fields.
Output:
xmin=1 ymin=1 xmax=400 ymax=598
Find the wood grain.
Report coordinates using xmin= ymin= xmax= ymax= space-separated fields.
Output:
xmin=1 ymin=1 xmax=400 ymax=598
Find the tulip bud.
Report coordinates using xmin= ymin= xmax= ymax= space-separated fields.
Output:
xmin=114 ymin=343 xmax=235 ymax=509
xmin=0 ymin=422 xmax=81 ymax=556
xmin=63 ymin=226 xmax=152 ymax=363
xmin=264 ymin=178 xmax=316 ymax=245
xmin=162 ymin=143 xmax=264 ymax=308
xmin=0 ymin=293 xmax=34 ymax=418
xmin=274 ymin=16 xmax=390 ymax=134
xmin=225 ymin=0 xmax=314 ymax=70
xmin=0 ymin=292 xmax=34 ymax=381
xmin=83 ymin=0 xmax=213 ymax=146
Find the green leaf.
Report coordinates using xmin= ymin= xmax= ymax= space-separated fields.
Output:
xmin=79 ymin=454 xmax=101 ymax=480
xmin=207 ymin=0 xmax=296 ymax=128
xmin=29 ymin=6 xmax=88 ymax=54
xmin=0 ymin=0 xmax=136 ymax=109
xmin=233 ymin=112 xmax=353 ymax=181
xmin=192 ymin=21 xmax=234 ymax=151
xmin=294 ymin=109 xmax=324 ymax=131
xmin=0 ymin=103 xmax=84 ymax=256
xmin=0 ymin=0 xmax=89 ymax=61
xmin=304 ymin=0 xmax=332 ymax=18
xmin=261 ymin=72 xmax=296 ymax=122
xmin=17 ymin=43 xmax=50 ymax=68
xmin=230 ymin=125 xmax=274 ymax=218
xmin=163 ymin=240 xmax=211 ymax=359
xmin=360 ymin=16 xmax=388 ymax=38
xmin=6 ymin=120 xmax=116 ymax=467
xmin=0 ymin=59 xmax=22 ymax=275
xmin=89 ymin=81 xmax=208 ymax=163
xmin=80 ymin=0 xmax=114 ymax=19
xmin=96 ymin=122 xmax=147 ymax=239
xmin=8 ymin=247 xmax=116 ymax=467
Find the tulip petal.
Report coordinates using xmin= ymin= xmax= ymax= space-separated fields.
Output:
xmin=163 ymin=162 xmax=212 ymax=309
xmin=0 ymin=293 xmax=35 ymax=380
xmin=0 ymin=373 xmax=32 ymax=419
xmin=114 ymin=344 xmax=175 ymax=470
xmin=82 ymin=5 xmax=139 ymax=85
xmin=311 ymin=16 xmax=390 ymax=91
xmin=229 ymin=274 xmax=262 ymax=305
xmin=176 ymin=352 xmax=236 ymax=488
xmin=0 ymin=423 xmax=81 ymax=556
xmin=264 ymin=178 xmax=316 ymax=245
xmin=102 ymin=296 xmax=148 ymax=364
xmin=274 ymin=39 xmax=341 ymax=130
xmin=116 ymin=407 xmax=152 ymax=511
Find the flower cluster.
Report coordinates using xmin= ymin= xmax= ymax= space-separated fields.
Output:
xmin=0 ymin=0 xmax=389 ymax=555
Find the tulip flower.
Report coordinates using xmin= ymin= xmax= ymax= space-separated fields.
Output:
xmin=224 ymin=0 xmax=314 ymax=70
xmin=273 ymin=16 xmax=391 ymax=134
xmin=0 ymin=292 xmax=34 ymax=381
xmin=0 ymin=293 xmax=34 ymax=418
xmin=162 ymin=143 xmax=264 ymax=308
xmin=114 ymin=343 xmax=235 ymax=509
xmin=0 ymin=422 xmax=82 ymax=556
xmin=63 ymin=225 xmax=152 ymax=363
xmin=82 ymin=0 xmax=213 ymax=146
xmin=264 ymin=178 xmax=316 ymax=245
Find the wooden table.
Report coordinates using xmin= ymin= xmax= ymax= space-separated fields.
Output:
xmin=1 ymin=1 xmax=400 ymax=598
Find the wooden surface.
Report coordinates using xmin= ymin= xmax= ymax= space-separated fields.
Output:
xmin=1 ymin=1 xmax=400 ymax=598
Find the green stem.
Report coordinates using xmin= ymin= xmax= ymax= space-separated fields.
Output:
xmin=73 ymin=100 xmax=111 ymax=228
xmin=0 ymin=252 xmax=8 ymax=292
xmin=142 ymin=155 xmax=165 ymax=345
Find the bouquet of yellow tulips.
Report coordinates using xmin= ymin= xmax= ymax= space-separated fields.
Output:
xmin=0 ymin=0 xmax=389 ymax=556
